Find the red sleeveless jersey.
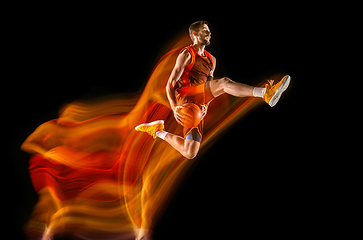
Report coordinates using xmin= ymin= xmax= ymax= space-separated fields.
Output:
xmin=175 ymin=45 xmax=213 ymax=96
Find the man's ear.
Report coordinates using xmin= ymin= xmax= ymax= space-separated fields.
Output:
xmin=193 ymin=31 xmax=198 ymax=37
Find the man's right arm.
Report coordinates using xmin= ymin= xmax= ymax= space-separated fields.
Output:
xmin=166 ymin=50 xmax=191 ymax=123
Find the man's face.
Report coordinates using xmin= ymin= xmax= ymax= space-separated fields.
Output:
xmin=196 ymin=24 xmax=211 ymax=46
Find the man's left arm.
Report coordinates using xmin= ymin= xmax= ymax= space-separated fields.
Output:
xmin=202 ymin=55 xmax=217 ymax=118
xmin=208 ymin=55 xmax=217 ymax=80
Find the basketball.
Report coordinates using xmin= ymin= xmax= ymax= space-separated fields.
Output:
xmin=178 ymin=103 xmax=202 ymax=128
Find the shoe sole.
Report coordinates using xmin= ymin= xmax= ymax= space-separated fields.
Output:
xmin=269 ymin=75 xmax=290 ymax=107
xmin=135 ymin=120 xmax=164 ymax=130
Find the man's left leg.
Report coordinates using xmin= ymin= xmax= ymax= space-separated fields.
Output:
xmin=209 ymin=77 xmax=255 ymax=98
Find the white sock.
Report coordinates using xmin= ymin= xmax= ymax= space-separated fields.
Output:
xmin=253 ymin=87 xmax=266 ymax=98
xmin=155 ymin=131 xmax=168 ymax=140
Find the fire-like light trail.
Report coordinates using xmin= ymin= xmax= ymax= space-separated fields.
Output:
xmin=21 ymin=34 xmax=272 ymax=240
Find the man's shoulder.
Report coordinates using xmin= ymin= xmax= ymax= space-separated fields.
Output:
xmin=179 ymin=48 xmax=192 ymax=59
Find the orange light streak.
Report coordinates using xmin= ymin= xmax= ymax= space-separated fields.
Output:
xmin=22 ymin=34 xmax=271 ymax=239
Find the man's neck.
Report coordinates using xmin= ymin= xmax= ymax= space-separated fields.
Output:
xmin=193 ymin=43 xmax=206 ymax=56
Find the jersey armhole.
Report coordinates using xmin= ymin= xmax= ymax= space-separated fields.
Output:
xmin=204 ymin=50 xmax=213 ymax=65
xmin=179 ymin=46 xmax=194 ymax=69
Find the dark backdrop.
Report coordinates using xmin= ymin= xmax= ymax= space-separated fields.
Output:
xmin=7 ymin=4 xmax=324 ymax=239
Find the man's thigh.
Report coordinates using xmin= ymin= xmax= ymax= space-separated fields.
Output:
xmin=207 ymin=78 xmax=226 ymax=99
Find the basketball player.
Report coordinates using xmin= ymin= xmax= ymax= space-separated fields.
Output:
xmin=135 ymin=20 xmax=290 ymax=160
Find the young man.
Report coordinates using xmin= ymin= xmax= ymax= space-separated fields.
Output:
xmin=135 ymin=20 xmax=290 ymax=160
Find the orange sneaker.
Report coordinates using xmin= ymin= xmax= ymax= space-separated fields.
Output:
xmin=135 ymin=120 xmax=164 ymax=139
xmin=263 ymin=75 xmax=290 ymax=107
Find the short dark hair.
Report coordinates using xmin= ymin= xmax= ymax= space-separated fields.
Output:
xmin=189 ymin=20 xmax=208 ymax=41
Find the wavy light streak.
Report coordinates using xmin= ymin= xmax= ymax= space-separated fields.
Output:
xmin=21 ymin=34 xmax=266 ymax=239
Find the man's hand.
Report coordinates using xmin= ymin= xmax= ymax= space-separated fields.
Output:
xmin=172 ymin=106 xmax=185 ymax=125
xmin=200 ymin=104 xmax=208 ymax=120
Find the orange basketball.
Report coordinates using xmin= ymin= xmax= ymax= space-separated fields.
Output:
xmin=178 ymin=103 xmax=202 ymax=128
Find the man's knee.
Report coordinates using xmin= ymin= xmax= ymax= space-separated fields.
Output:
xmin=210 ymin=77 xmax=231 ymax=97
xmin=184 ymin=149 xmax=198 ymax=159
xmin=183 ymin=139 xmax=200 ymax=159
xmin=213 ymin=77 xmax=229 ymax=86
xmin=221 ymin=77 xmax=233 ymax=87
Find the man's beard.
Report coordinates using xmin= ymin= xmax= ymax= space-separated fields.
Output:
xmin=201 ymin=38 xmax=210 ymax=46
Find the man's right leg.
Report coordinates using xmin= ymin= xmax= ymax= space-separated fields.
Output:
xmin=135 ymin=121 xmax=200 ymax=159
xmin=162 ymin=131 xmax=200 ymax=160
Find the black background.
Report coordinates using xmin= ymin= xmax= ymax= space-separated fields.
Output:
xmin=7 ymin=3 xmax=329 ymax=239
